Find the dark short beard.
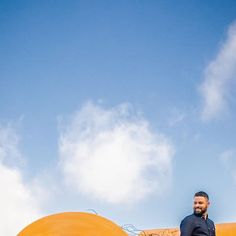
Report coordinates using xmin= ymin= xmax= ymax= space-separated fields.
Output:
xmin=194 ymin=211 xmax=203 ymax=217
xmin=194 ymin=208 xmax=207 ymax=217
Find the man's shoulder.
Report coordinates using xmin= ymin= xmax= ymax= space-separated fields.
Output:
xmin=207 ymin=217 xmax=215 ymax=225
xmin=180 ymin=214 xmax=196 ymax=229
xmin=181 ymin=214 xmax=196 ymax=224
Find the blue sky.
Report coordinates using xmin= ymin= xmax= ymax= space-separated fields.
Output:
xmin=1 ymin=1 xmax=236 ymax=235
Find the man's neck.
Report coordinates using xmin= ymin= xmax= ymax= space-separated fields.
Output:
xmin=202 ymin=213 xmax=208 ymax=220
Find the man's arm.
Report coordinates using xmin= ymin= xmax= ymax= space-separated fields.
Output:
xmin=180 ymin=217 xmax=194 ymax=236
xmin=212 ymin=221 xmax=216 ymax=236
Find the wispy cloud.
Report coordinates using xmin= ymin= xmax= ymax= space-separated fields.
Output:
xmin=0 ymin=125 xmax=43 ymax=235
xmin=0 ymin=124 xmax=22 ymax=164
xmin=199 ymin=21 xmax=236 ymax=121
xmin=167 ymin=108 xmax=186 ymax=127
xmin=59 ymin=102 xmax=175 ymax=204
xmin=220 ymin=149 xmax=236 ymax=184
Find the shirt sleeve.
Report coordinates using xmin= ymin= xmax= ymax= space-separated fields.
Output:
xmin=180 ymin=218 xmax=194 ymax=236
xmin=211 ymin=221 xmax=216 ymax=236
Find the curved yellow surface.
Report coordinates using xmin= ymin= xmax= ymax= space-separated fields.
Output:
xmin=140 ymin=222 xmax=236 ymax=236
xmin=216 ymin=223 xmax=236 ymax=236
xmin=17 ymin=212 xmax=128 ymax=236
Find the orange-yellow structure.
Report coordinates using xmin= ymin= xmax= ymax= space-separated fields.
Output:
xmin=139 ymin=222 xmax=236 ymax=236
xmin=17 ymin=212 xmax=128 ymax=236
xmin=17 ymin=211 xmax=236 ymax=236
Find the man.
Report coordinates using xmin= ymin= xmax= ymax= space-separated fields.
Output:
xmin=180 ymin=191 xmax=216 ymax=236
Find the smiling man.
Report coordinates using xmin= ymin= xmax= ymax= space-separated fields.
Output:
xmin=180 ymin=191 xmax=216 ymax=236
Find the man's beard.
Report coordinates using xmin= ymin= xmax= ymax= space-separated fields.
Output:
xmin=194 ymin=208 xmax=207 ymax=216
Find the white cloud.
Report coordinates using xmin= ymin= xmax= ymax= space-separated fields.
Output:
xmin=199 ymin=21 xmax=236 ymax=121
xmin=0 ymin=124 xmax=21 ymax=164
xmin=59 ymin=102 xmax=175 ymax=204
xmin=0 ymin=125 xmax=43 ymax=235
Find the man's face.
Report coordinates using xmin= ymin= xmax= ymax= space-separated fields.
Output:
xmin=193 ymin=196 xmax=209 ymax=216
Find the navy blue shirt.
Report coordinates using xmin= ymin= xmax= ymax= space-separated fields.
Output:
xmin=180 ymin=214 xmax=216 ymax=236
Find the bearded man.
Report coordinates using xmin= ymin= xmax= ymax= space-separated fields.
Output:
xmin=180 ymin=191 xmax=216 ymax=236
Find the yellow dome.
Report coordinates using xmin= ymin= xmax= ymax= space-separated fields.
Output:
xmin=17 ymin=212 xmax=128 ymax=236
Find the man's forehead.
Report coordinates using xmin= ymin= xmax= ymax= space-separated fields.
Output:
xmin=194 ymin=196 xmax=208 ymax=201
